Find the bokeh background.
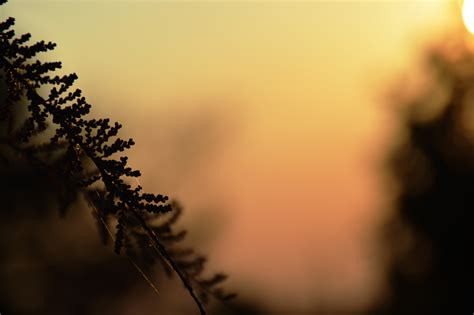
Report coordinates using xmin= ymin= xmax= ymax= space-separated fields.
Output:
xmin=1 ymin=1 xmax=471 ymax=314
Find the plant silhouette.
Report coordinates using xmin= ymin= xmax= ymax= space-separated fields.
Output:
xmin=372 ymin=38 xmax=474 ymax=314
xmin=0 ymin=1 xmax=235 ymax=313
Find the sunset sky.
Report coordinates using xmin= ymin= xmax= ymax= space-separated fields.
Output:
xmin=1 ymin=0 xmax=461 ymax=312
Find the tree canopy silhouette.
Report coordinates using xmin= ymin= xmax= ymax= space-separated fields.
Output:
xmin=373 ymin=37 xmax=474 ymax=314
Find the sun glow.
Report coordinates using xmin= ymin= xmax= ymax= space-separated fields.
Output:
xmin=463 ymin=0 xmax=474 ymax=34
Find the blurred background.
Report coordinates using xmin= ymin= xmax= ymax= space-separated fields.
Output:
xmin=1 ymin=0 xmax=473 ymax=314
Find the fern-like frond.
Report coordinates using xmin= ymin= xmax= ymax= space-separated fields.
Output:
xmin=0 ymin=1 xmax=236 ymax=313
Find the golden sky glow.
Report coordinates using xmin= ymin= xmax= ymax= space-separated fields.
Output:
xmin=1 ymin=0 xmax=457 ymax=312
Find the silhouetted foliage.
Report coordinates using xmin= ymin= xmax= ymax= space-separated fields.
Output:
xmin=0 ymin=1 xmax=235 ymax=313
xmin=372 ymin=38 xmax=474 ymax=314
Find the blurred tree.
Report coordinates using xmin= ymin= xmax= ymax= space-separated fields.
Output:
xmin=0 ymin=1 xmax=234 ymax=314
xmin=373 ymin=37 xmax=474 ymax=314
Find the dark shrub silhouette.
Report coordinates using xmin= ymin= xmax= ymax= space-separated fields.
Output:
xmin=373 ymin=38 xmax=474 ymax=314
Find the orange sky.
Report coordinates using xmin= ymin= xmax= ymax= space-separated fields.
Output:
xmin=1 ymin=0 xmax=459 ymax=311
